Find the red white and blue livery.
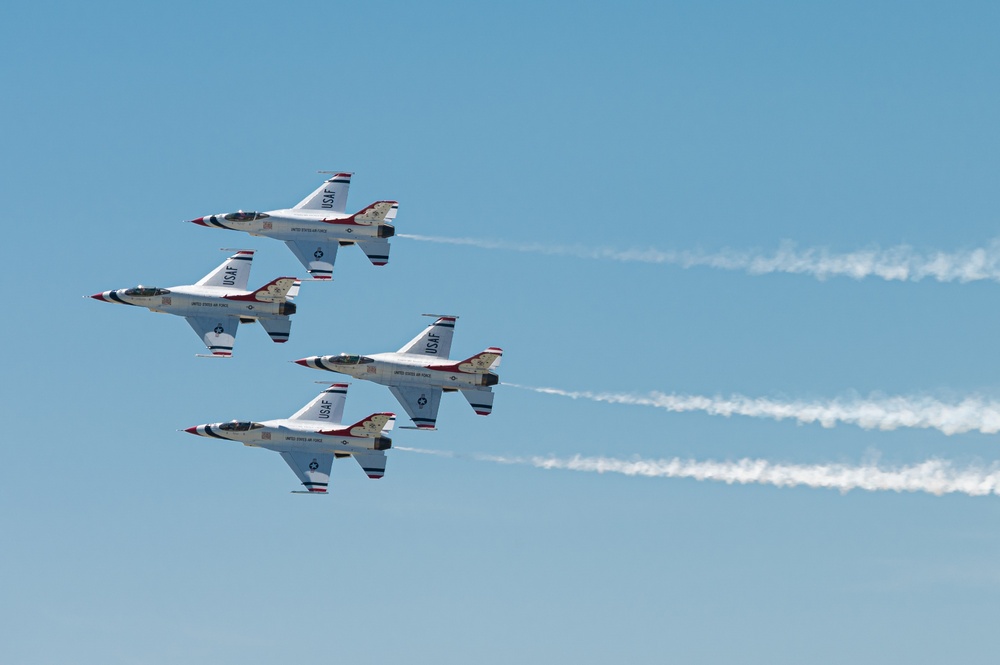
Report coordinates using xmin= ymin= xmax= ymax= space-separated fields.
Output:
xmin=187 ymin=172 xmax=398 ymax=280
xmin=89 ymin=250 xmax=299 ymax=357
xmin=184 ymin=383 xmax=395 ymax=493
xmin=294 ymin=315 xmax=502 ymax=430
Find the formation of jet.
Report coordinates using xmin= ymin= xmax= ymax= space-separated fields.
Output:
xmin=91 ymin=172 xmax=504 ymax=493
xmin=294 ymin=315 xmax=502 ymax=430
xmin=184 ymin=383 xmax=395 ymax=493
xmin=187 ymin=173 xmax=398 ymax=280
xmin=90 ymin=250 xmax=299 ymax=357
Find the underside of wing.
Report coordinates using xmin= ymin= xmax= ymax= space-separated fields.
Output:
xmin=389 ymin=386 xmax=442 ymax=430
xmin=284 ymin=240 xmax=339 ymax=281
xmin=185 ymin=315 xmax=240 ymax=357
xmin=279 ymin=451 xmax=334 ymax=493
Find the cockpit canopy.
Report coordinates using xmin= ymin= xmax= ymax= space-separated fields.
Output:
xmin=331 ymin=353 xmax=374 ymax=365
xmin=218 ymin=421 xmax=263 ymax=432
xmin=224 ymin=211 xmax=270 ymax=222
xmin=124 ymin=286 xmax=170 ymax=297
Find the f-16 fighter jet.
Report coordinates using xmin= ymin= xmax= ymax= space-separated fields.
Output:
xmin=184 ymin=383 xmax=394 ymax=493
xmin=90 ymin=250 xmax=299 ymax=357
xmin=187 ymin=173 xmax=398 ymax=280
xmin=294 ymin=315 xmax=502 ymax=430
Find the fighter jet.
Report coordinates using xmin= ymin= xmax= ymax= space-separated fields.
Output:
xmin=90 ymin=250 xmax=299 ymax=357
xmin=187 ymin=172 xmax=398 ymax=280
xmin=294 ymin=315 xmax=502 ymax=430
xmin=184 ymin=383 xmax=394 ymax=493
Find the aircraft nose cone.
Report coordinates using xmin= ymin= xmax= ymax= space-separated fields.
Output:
xmin=293 ymin=358 xmax=311 ymax=367
xmin=188 ymin=217 xmax=208 ymax=226
xmin=90 ymin=291 xmax=109 ymax=302
xmin=183 ymin=426 xmax=201 ymax=436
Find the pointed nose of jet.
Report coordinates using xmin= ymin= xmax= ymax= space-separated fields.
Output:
xmin=186 ymin=216 xmax=210 ymax=226
xmin=184 ymin=425 xmax=205 ymax=436
xmin=293 ymin=357 xmax=313 ymax=367
xmin=90 ymin=291 xmax=114 ymax=303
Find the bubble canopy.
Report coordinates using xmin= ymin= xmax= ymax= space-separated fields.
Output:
xmin=329 ymin=354 xmax=374 ymax=365
xmin=124 ymin=286 xmax=170 ymax=297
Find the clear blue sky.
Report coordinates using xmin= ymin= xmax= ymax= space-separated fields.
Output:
xmin=5 ymin=1 xmax=1000 ymax=662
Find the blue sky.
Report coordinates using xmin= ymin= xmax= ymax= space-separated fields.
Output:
xmin=5 ymin=1 xmax=1000 ymax=662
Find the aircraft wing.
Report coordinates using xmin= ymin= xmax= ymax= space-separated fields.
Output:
xmin=389 ymin=386 xmax=442 ymax=430
xmin=284 ymin=239 xmax=339 ymax=281
xmin=185 ymin=315 xmax=240 ymax=357
xmin=289 ymin=384 xmax=347 ymax=424
xmin=397 ymin=316 xmax=456 ymax=357
xmin=352 ymin=450 xmax=387 ymax=479
xmin=279 ymin=451 xmax=334 ymax=493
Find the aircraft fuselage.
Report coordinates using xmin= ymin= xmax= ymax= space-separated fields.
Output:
xmin=189 ymin=419 xmax=391 ymax=455
xmin=93 ymin=285 xmax=296 ymax=321
xmin=193 ymin=208 xmax=394 ymax=244
xmin=299 ymin=352 xmax=499 ymax=391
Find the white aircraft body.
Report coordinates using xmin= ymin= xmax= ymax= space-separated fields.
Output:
xmin=184 ymin=383 xmax=395 ymax=493
xmin=90 ymin=250 xmax=299 ymax=357
xmin=294 ymin=316 xmax=502 ymax=430
xmin=187 ymin=173 xmax=398 ymax=280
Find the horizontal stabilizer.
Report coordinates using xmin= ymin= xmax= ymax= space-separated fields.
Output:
xmin=435 ymin=348 xmax=503 ymax=374
xmin=226 ymin=277 xmax=298 ymax=303
xmin=330 ymin=200 xmax=397 ymax=226
xmin=356 ymin=239 xmax=391 ymax=267
xmin=353 ymin=450 xmax=387 ymax=479
xmin=320 ymin=412 xmax=395 ymax=438
xmin=259 ymin=316 xmax=293 ymax=344
xmin=462 ymin=388 xmax=495 ymax=416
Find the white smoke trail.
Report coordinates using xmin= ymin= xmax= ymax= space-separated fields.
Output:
xmin=508 ymin=384 xmax=1000 ymax=436
xmin=398 ymin=446 xmax=1000 ymax=497
xmin=399 ymin=234 xmax=1000 ymax=283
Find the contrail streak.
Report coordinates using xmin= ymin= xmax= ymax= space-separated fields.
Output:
xmin=398 ymin=447 xmax=1000 ymax=497
xmin=508 ymin=384 xmax=1000 ymax=436
xmin=399 ymin=234 xmax=1000 ymax=283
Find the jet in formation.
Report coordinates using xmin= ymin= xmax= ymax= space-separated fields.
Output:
xmin=90 ymin=250 xmax=299 ymax=357
xmin=294 ymin=315 xmax=502 ymax=430
xmin=187 ymin=173 xmax=398 ymax=280
xmin=184 ymin=383 xmax=395 ymax=493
